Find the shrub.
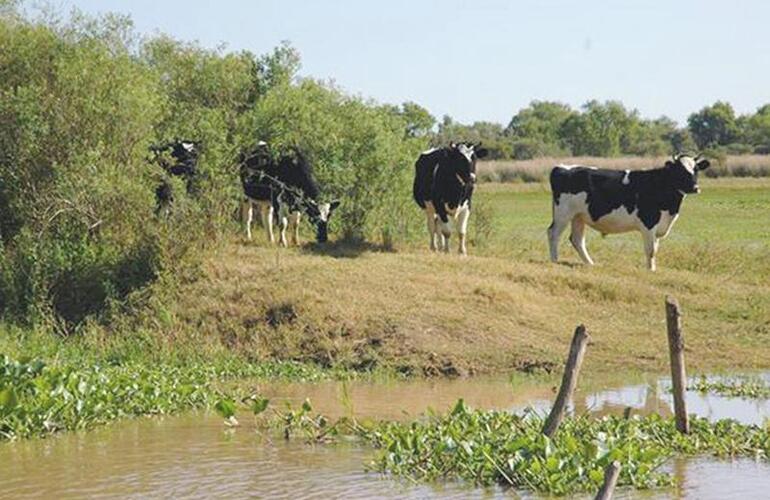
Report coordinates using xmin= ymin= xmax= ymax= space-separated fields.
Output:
xmin=0 ymin=7 xmax=428 ymax=327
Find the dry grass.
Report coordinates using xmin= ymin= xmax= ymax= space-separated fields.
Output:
xmin=478 ymin=155 xmax=770 ymax=183
xmin=144 ymin=178 xmax=770 ymax=378
xmin=167 ymin=243 xmax=769 ymax=376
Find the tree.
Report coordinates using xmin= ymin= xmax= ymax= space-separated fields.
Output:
xmin=399 ymin=101 xmax=435 ymax=138
xmin=745 ymin=104 xmax=770 ymax=150
xmin=687 ymin=101 xmax=739 ymax=149
xmin=435 ymin=119 xmax=510 ymax=159
xmin=506 ymin=102 xmax=574 ymax=143
xmin=559 ymin=100 xmax=638 ymax=157
xmin=254 ymin=40 xmax=301 ymax=95
xmin=504 ymin=101 xmax=575 ymax=158
xmin=625 ymin=117 xmax=679 ymax=156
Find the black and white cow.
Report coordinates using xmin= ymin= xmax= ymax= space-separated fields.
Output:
xmin=240 ymin=142 xmax=339 ymax=245
xmin=149 ymin=140 xmax=200 ymax=215
xmin=547 ymin=154 xmax=711 ymax=271
xmin=413 ymin=142 xmax=488 ymax=254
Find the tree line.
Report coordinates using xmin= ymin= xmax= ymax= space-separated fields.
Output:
xmin=399 ymin=100 xmax=770 ymax=160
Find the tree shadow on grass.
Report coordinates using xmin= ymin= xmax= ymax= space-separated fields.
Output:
xmin=300 ymin=239 xmax=396 ymax=259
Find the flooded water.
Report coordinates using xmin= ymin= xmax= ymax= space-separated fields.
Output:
xmin=1 ymin=374 xmax=769 ymax=499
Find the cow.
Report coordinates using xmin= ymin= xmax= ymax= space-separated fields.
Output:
xmin=149 ymin=140 xmax=200 ymax=215
xmin=413 ymin=142 xmax=488 ymax=255
xmin=239 ymin=142 xmax=339 ymax=246
xmin=547 ymin=154 xmax=711 ymax=271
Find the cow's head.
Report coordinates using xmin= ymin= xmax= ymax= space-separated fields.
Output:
xmin=666 ymin=154 xmax=710 ymax=194
xmin=307 ymin=200 xmax=341 ymax=243
xmin=247 ymin=140 xmax=272 ymax=169
xmin=447 ymin=142 xmax=489 ymax=186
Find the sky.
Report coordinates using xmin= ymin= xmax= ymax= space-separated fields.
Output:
xmin=54 ymin=0 xmax=770 ymax=126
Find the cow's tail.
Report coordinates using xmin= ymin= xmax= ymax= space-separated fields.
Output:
xmin=413 ymin=179 xmax=426 ymax=209
xmin=413 ymin=161 xmax=427 ymax=209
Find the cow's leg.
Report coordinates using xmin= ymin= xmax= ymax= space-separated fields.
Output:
xmin=641 ymin=230 xmax=660 ymax=271
xmin=569 ymin=217 xmax=594 ymax=265
xmin=258 ymin=202 xmax=275 ymax=244
xmin=456 ymin=205 xmax=471 ymax=256
xmin=434 ymin=209 xmax=452 ymax=253
xmin=433 ymin=201 xmax=452 ymax=253
xmin=548 ymin=208 xmax=570 ymax=263
xmin=424 ymin=203 xmax=439 ymax=251
xmin=289 ymin=211 xmax=301 ymax=246
xmin=241 ymin=199 xmax=254 ymax=240
xmin=278 ymin=214 xmax=289 ymax=247
xmin=439 ymin=219 xmax=452 ymax=253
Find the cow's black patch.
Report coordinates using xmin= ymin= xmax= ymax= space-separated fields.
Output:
xmin=240 ymin=144 xmax=336 ymax=243
xmin=413 ymin=144 xmax=487 ymax=223
xmin=549 ymin=157 xmax=708 ymax=230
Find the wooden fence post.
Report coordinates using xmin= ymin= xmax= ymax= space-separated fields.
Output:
xmin=594 ymin=461 xmax=621 ymax=500
xmin=543 ymin=325 xmax=590 ymax=438
xmin=665 ymin=296 xmax=689 ymax=434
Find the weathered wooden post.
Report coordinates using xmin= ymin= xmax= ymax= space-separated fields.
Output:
xmin=665 ymin=296 xmax=689 ymax=434
xmin=594 ymin=461 xmax=621 ymax=500
xmin=543 ymin=325 xmax=590 ymax=438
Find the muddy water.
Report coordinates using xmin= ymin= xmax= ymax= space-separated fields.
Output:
xmin=1 ymin=374 xmax=769 ymax=499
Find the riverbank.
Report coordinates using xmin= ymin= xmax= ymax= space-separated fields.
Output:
xmin=157 ymin=178 xmax=769 ymax=375
xmin=2 ymin=178 xmax=768 ymax=441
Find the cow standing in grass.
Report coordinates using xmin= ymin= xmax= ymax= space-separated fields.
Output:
xmin=240 ymin=142 xmax=339 ymax=245
xmin=547 ymin=154 xmax=711 ymax=271
xmin=413 ymin=142 xmax=488 ymax=255
xmin=149 ymin=140 xmax=200 ymax=215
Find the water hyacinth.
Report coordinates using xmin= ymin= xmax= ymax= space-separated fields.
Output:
xmin=0 ymin=355 xmax=216 ymax=440
xmin=349 ymin=400 xmax=770 ymax=496
xmin=688 ymin=375 xmax=770 ymax=400
xmin=0 ymin=354 xmax=332 ymax=440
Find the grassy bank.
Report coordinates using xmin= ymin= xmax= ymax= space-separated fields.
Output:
xmin=136 ymin=178 xmax=770 ymax=376
xmin=478 ymin=155 xmax=770 ymax=183
xmin=2 ymin=178 xmax=768 ymax=439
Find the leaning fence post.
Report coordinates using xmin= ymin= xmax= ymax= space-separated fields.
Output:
xmin=665 ymin=296 xmax=689 ymax=434
xmin=543 ymin=325 xmax=590 ymax=438
xmin=594 ymin=461 xmax=621 ymax=500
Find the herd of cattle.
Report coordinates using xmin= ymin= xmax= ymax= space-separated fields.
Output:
xmin=149 ymin=140 xmax=710 ymax=271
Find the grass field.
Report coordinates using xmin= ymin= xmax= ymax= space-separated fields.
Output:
xmin=138 ymin=177 xmax=770 ymax=377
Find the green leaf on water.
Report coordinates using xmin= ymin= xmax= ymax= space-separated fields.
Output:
xmin=451 ymin=398 xmax=467 ymax=416
xmin=251 ymin=397 xmax=269 ymax=415
xmin=214 ymin=398 xmax=236 ymax=419
xmin=0 ymin=387 xmax=18 ymax=411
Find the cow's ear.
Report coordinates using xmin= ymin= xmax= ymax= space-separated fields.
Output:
xmin=475 ymin=148 xmax=489 ymax=159
xmin=695 ymin=159 xmax=711 ymax=171
xmin=664 ymin=160 xmax=675 ymax=168
xmin=329 ymin=200 xmax=341 ymax=211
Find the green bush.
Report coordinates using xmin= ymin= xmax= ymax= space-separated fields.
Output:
xmin=240 ymin=80 xmax=425 ymax=241
xmin=0 ymin=7 xmax=427 ymax=328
